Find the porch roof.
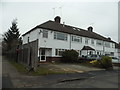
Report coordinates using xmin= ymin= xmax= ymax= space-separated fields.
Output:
xmin=81 ymin=46 xmax=95 ymax=50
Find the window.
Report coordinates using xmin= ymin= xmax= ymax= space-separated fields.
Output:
xmin=91 ymin=39 xmax=94 ymax=45
xmin=112 ymin=43 xmax=115 ymax=48
xmin=97 ymin=52 xmax=99 ymax=55
xmin=110 ymin=52 xmax=114 ymax=56
xmin=71 ymin=35 xmax=82 ymax=43
xmin=55 ymin=49 xmax=66 ymax=56
xmin=43 ymin=30 xmax=48 ymax=38
xmin=85 ymin=38 xmax=89 ymax=44
xmin=105 ymin=42 xmax=110 ymax=47
xmin=118 ymin=49 xmax=120 ymax=53
xmin=96 ymin=40 xmax=103 ymax=45
xmin=54 ymin=32 xmax=67 ymax=41
xmin=27 ymin=37 xmax=29 ymax=43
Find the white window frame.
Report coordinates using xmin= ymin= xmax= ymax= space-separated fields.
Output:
xmin=54 ymin=31 xmax=67 ymax=41
xmin=71 ymin=35 xmax=82 ymax=43
xmin=96 ymin=40 xmax=103 ymax=45
xmin=85 ymin=38 xmax=89 ymax=44
xmin=55 ymin=49 xmax=67 ymax=56
xmin=91 ymin=39 xmax=94 ymax=45
xmin=43 ymin=29 xmax=48 ymax=38
xmin=112 ymin=43 xmax=115 ymax=48
xmin=105 ymin=41 xmax=110 ymax=48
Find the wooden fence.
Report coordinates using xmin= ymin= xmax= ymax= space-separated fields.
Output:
xmin=7 ymin=39 xmax=38 ymax=70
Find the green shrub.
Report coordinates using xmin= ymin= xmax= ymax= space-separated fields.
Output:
xmin=62 ymin=49 xmax=79 ymax=63
xmin=99 ymin=56 xmax=113 ymax=69
xmin=90 ymin=56 xmax=113 ymax=69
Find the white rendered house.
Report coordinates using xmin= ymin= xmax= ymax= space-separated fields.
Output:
xmin=22 ymin=16 xmax=117 ymax=62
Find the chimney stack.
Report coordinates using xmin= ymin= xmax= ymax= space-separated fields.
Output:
xmin=108 ymin=37 xmax=111 ymax=40
xmin=54 ymin=16 xmax=61 ymax=23
xmin=87 ymin=26 xmax=93 ymax=32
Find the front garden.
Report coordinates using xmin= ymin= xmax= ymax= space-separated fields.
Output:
xmin=61 ymin=49 xmax=113 ymax=70
xmin=8 ymin=49 xmax=113 ymax=76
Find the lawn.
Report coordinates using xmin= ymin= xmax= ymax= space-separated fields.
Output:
xmin=9 ymin=61 xmax=28 ymax=74
xmin=9 ymin=61 xmax=73 ymax=76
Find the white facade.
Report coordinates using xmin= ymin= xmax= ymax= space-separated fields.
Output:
xmin=23 ymin=28 xmax=117 ymax=62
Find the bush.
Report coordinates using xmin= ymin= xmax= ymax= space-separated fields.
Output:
xmin=99 ymin=56 xmax=113 ymax=69
xmin=90 ymin=56 xmax=113 ymax=69
xmin=61 ymin=49 xmax=79 ymax=63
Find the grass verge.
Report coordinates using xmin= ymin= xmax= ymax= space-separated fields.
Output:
xmin=9 ymin=61 xmax=71 ymax=76
xmin=9 ymin=61 xmax=28 ymax=74
xmin=29 ymin=67 xmax=68 ymax=76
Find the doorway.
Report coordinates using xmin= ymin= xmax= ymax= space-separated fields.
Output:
xmin=40 ymin=49 xmax=46 ymax=62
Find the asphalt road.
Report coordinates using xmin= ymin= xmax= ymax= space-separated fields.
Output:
xmin=31 ymin=70 xmax=119 ymax=88
xmin=1 ymin=55 xmax=120 ymax=88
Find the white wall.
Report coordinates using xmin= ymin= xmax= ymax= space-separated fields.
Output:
xmin=23 ymin=34 xmax=29 ymax=44
xmin=39 ymin=29 xmax=70 ymax=49
xmin=23 ymin=28 xmax=116 ymax=57
xmin=23 ymin=29 xmax=39 ymax=44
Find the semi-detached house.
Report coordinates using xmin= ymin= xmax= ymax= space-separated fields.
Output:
xmin=22 ymin=16 xmax=118 ymax=62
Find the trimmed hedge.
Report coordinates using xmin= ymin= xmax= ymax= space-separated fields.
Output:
xmin=62 ymin=49 xmax=79 ymax=63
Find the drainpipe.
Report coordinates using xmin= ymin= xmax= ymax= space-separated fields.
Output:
xmin=70 ymin=34 xmax=72 ymax=50
xmin=103 ymin=41 xmax=105 ymax=55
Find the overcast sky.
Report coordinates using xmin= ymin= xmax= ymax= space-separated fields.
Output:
xmin=0 ymin=0 xmax=119 ymax=42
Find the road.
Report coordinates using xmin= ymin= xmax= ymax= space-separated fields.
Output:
xmin=43 ymin=70 xmax=119 ymax=88
xmin=2 ymin=56 xmax=120 ymax=88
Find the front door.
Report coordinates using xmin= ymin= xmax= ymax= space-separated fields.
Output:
xmin=40 ymin=49 xmax=46 ymax=62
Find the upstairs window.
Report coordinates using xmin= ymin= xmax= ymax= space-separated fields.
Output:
xmin=85 ymin=38 xmax=89 ymax=44
xmin=54 ymin=32 xmax=67 ymax=41
xmin=27 ymin=37 xmax=29 ymax=43
xmin=43 ymin=30 xmax=48 ymax=38
xmin=91 ymin=39 xmax=94 ymax=45
xmin=96 ymin=40 xmax=103 ymax=45
xmin=71 ymin=35 xmax=82 ymax=43
xmin=105 ymin=42 xmax=110 ymax=48
xmin=112 ymin=43 xmax=115 ymax=48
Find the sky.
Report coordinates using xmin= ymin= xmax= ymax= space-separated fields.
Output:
xmin=0 ymin=0 xmax=119 ymax=42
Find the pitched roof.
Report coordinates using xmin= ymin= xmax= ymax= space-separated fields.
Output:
xmin=22 ymin=20 xmax=114 ymax=43
xmin=115 ymin=43 xmax=120 ymax=49
xmin=81 ymin=46 xmax=95 ymax=50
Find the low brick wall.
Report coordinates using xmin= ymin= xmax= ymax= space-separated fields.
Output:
xmin=113 ymin=63 xmax=120 ymax=67
xmin=46 ymin=57 xmax=62 ymax=62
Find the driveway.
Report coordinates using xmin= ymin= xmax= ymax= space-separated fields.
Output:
xmin=45 ymin=63 xmax=105 ymax=73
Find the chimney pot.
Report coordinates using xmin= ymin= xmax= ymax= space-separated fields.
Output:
xmin=54 ymin=16 xmax=61 ymax=23
xmin=108 ymin=37 xmax=111 ymax=40
xmin=88 ymin=26 xmax=93 ymax=32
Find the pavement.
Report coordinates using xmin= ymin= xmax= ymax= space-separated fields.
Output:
xmin=2 ymin=56 xmax=120 ymax=88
